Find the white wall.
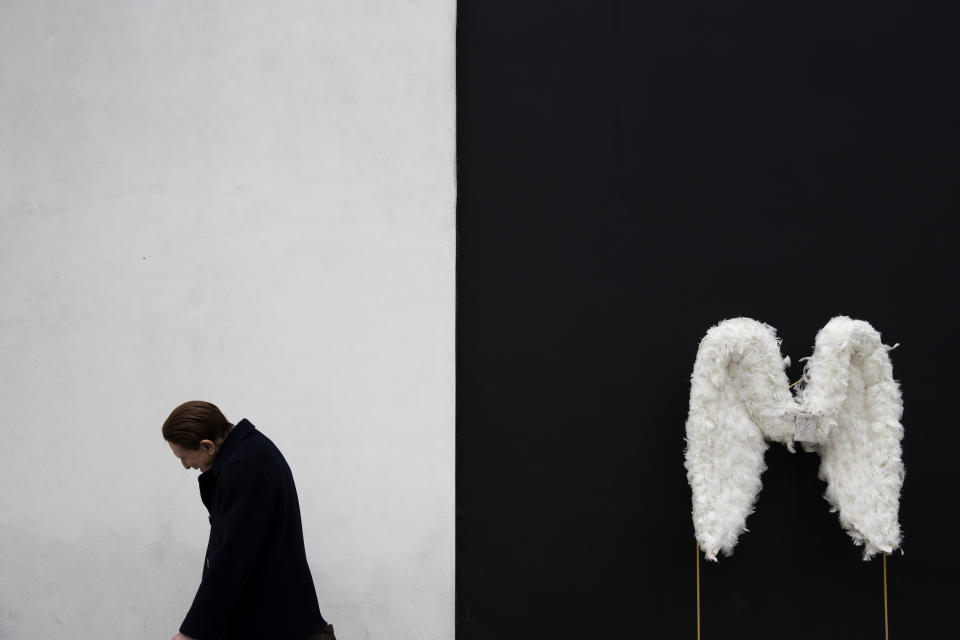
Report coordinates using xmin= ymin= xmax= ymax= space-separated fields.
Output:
xmin=0 ymin=1 xmax=454 ymax=638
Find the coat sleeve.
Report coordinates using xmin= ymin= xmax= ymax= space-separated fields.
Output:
xmin=179 ymin=460 xmax=275 ymax=640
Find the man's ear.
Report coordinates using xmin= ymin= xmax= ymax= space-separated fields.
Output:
xmin=199 ymin=439 xmax=216 ymax=454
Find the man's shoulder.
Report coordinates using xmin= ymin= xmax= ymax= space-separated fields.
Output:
xmin=235 ymin=426 xmax=282 ymax=456
xmin=225 ymin=428 xmax=287 ymax=473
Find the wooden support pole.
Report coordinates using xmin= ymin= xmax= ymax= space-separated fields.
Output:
xmin=696 ymin=542 xmax=701 ymax=640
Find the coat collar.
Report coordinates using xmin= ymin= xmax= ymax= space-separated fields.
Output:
xmin=206 ymin=418 xmax=256 ymax=477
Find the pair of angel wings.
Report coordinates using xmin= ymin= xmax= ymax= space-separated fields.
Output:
xmin=684 ymin=316 xmax=904 ymax=561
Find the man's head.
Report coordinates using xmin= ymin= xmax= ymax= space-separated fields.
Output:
xmin=162 ymin=400 xmax=233 ymax=472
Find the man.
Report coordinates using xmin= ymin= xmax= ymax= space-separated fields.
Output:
xmin=163 ymin=401 xmax=336 ymax=640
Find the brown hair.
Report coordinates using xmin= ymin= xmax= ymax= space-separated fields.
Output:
xmin=162 ymin=400 xmax=233 ymax=449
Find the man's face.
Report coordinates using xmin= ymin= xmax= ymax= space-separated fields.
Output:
xmin=168 ymin=440 xmax=216 ymax=472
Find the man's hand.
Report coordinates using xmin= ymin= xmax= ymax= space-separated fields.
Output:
xmin=172 ymin=634 xmax=196 ymax=640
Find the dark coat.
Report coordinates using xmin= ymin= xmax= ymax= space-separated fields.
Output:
xmin=180 ymin=419 xmax=328 ymax=640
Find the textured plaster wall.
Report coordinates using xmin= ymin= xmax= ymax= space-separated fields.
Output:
xmin=0 ymin=1 xmax=455 ymax=638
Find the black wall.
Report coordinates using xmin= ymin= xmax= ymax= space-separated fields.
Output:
xmin=457 ymin=2 xmax=957 ymax=638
